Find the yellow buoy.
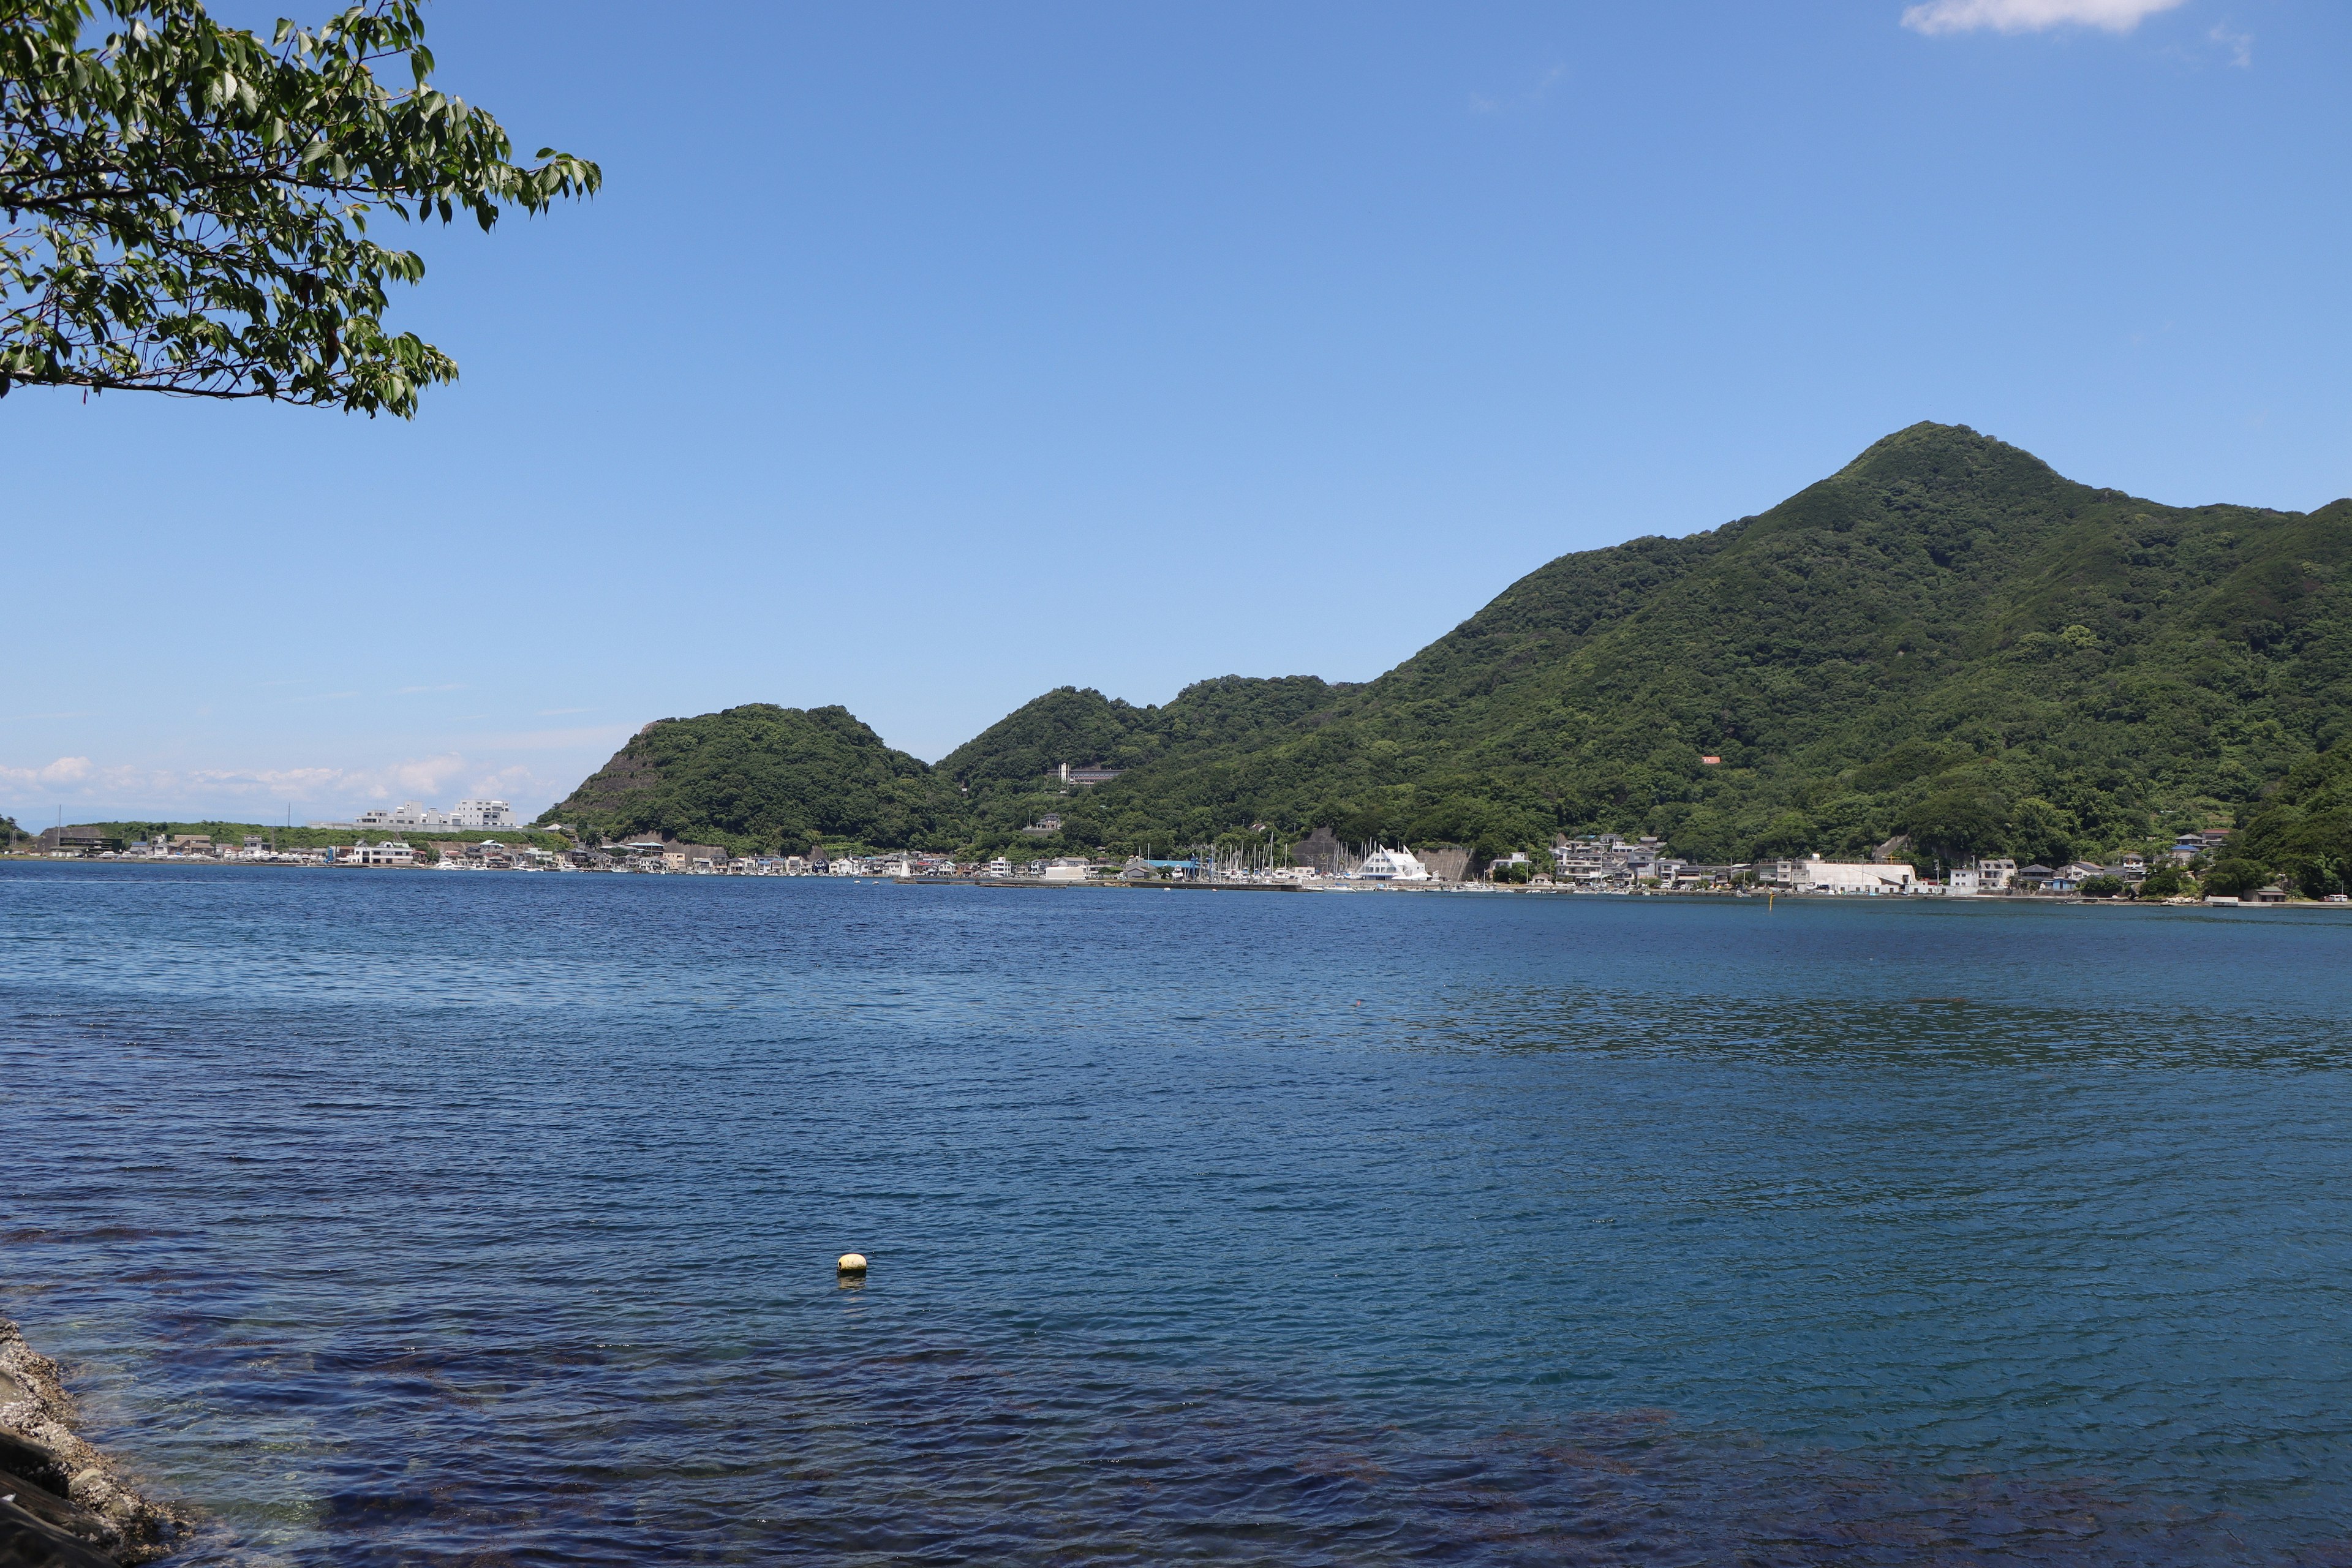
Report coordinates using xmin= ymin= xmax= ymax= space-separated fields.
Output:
xmin=837 ymin=1252 xmax=868 ymax=1276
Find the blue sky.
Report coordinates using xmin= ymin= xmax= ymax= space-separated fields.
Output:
xmin=6 ymin=0 xmax=2348 ymax=824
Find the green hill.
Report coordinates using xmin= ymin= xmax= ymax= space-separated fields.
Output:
xmin=1039 ymin=422 xmax=2352 ymax=868
xmin=542 ymin=424 xmax=2352 ymax=876
xmin=541 ymin=703 xmax=960 ymax=854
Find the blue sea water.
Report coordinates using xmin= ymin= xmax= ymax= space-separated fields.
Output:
xmin=3 ymin=862 xmax=2350 ymax=1566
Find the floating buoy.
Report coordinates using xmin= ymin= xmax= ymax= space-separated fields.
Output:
xmin=837 ymin=1252 xmax=868 ymax=1276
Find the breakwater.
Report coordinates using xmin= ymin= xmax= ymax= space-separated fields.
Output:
xmin=0 ymin=1319 xmax=181 ymax=1565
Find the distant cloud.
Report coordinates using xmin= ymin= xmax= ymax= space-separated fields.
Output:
xmin=1901 ymin=0 xmax=2188 ymax=34
xmin=2209 ymin=21 xmax=2252 ymax=65
xmin=0 ymin=750 xmax=576 ymax=816
xmin=396 ymin=682 xmax=466 ymax=695
xmin=1 ymin=756 xmax=96 ymax=789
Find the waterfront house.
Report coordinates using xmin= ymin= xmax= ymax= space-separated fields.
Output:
xmin=2015 ymin=864 xmax=2055 ymax=891
xmin=349 ymin=840 xmax=414 ymax=867
xmin=1354 ymin=846 xmax=1432 ymax=882
xmin=1976 ymin=858 xmax=2017 ymax=890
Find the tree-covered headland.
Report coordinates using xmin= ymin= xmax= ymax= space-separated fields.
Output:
xmin=541 ymin=424 xmax=2352 ymax=889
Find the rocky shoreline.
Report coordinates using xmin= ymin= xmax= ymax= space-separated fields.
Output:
xmin=0 ymin=1318 xmax=184 ymax=1566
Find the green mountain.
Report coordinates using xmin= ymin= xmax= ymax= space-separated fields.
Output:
xmin=543 ymin=703 xmax=959 ymax=853
xmin=542 ymin=424 xmax=2352 ymax=877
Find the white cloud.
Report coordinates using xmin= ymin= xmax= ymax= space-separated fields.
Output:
xmin=1 ymin=756 xmax=97 ymax=788
xmin=2209 ymin=21 xmax=2252 ymax=65
xmin=1901 ymin=0 xmax=2188 ymax=34
xmin=0 ymin=751 xmax=590 ymax=818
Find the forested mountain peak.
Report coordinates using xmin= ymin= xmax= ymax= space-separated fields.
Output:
xmin=541 ymin=427 xmax=2352 ymax=875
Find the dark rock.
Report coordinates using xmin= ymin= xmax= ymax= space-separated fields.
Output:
xmin=0 ymin=1439 xmax=65 ymax=1499
xmin=0 ymin=1498 xmax=119 ymax=1567
xmin=0 ymin=1472 xmax=113 ymax=1553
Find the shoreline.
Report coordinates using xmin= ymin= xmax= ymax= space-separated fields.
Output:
xmin=5 ymin=858 xmax=2345 ymax=908
xmin=0 ymin=1317 xmax=185 ymax=1566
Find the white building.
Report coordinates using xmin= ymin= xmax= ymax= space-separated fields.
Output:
xmin=451 ymin=799 xmax=518 ymax=829
xmin=1947 ymin=865 xmax=1983 ymax=895
xmin=347 ymin=840 xmax=414 ymax=867
xmin=356 ymin=801 xmax=455 ymax=829
xmin=1352 ymin=846 xmax=1431 ymax=882
xmin=1797 ymin=854 xmax=1914 ymax=894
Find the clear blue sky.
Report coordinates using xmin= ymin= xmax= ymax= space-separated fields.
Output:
xmin=7 ymin=0 xmax=2348 ymax=824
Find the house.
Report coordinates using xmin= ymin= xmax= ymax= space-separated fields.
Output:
xmin=2249 ymin=884 xmax=2290 ymax=904
xmin=2050 ymin=861 xmax=2106 ymax=892
xmin=1022 ymin=813 xmax=1065 ymax=837
xmin=1975 ymin=858 xmax=2016 ymax=891
xmin=349 ymin=840 xmax=414 ymax=867
xmin=2119 ymin=853 xmax=2147 ymax=881
xmin=2015 ymin=864 xmax=2055 ymax=891
xmin=1354 ymin=846 xmax=1432 ymax=882
xmin=1041 ymin=858 xmax=1091 ymax=883
xmin=1947 ymin=866 xmax=1982 ymax=895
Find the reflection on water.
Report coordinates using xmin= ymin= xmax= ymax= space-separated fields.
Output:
xmin=5 ymin=867 xmax=2351 ymax=1564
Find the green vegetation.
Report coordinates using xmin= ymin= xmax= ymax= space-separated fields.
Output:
xmin=2233 ymin=737 xmax=2352 ymax=897
xmin=541 ymin=704 xmax=962 ymax=856
xmin=1 ymin=0 xmax=597 ymax=413
xmin=540 ymin=424 xmax=2352 ymax=872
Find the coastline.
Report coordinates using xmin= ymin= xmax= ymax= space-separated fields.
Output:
xmin=0 ymin=1317 xmax=183 ymax=1566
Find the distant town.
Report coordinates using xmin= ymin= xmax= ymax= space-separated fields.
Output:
xmin=4 ymin=802 xmax=2329 ymax=907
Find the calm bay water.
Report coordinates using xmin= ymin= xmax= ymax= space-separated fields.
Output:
xmin=3 ymin=862 xmax=2349 ymax=1565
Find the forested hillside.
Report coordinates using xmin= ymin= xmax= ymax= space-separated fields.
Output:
xmin=1041 ymin=423 xmax=2352 ymax=868
xmin=542 ymin=704 xmax=959 ymax=854
xmin=542 ymin=425 xmax=2352 ymax=875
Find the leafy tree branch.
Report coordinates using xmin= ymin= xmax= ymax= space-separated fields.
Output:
xmin=0 ymin=0 xmax=598 ymax=415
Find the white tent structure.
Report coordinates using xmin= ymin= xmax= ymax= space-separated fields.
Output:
xmin=1352 ymin=845 xmax=1431 ymax=881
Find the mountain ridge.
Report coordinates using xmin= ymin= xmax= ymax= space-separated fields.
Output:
xmin=541 ymin=423 xmax=2352 ymax=881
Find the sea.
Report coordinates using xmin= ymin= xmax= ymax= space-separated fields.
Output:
xmin=2 ymin=862 xmax=2348 ymax=1566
